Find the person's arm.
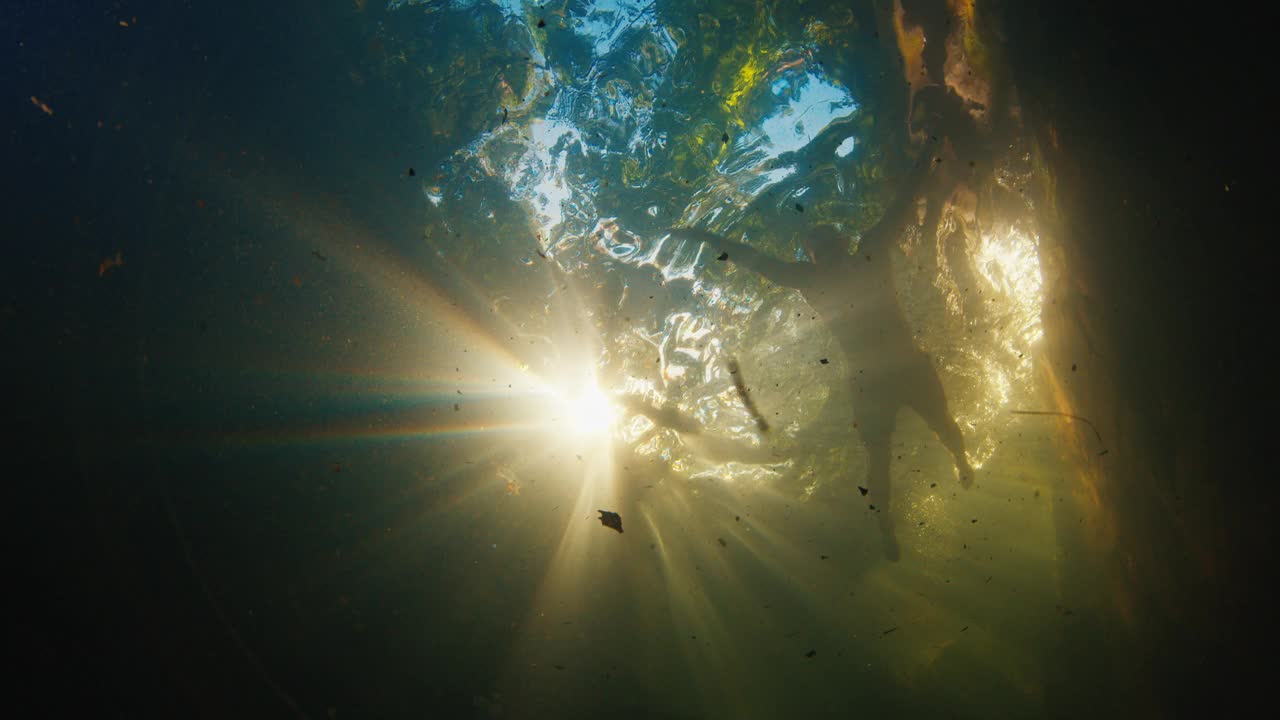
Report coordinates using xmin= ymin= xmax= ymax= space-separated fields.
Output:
xmin=618 ymin=395 xmax=701 ymax=435
xmin=664 ymin=227 xmax=816 ymax=289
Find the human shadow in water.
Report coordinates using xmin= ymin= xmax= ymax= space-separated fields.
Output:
xmin=667 ymin=153 xmax=974 ymax=561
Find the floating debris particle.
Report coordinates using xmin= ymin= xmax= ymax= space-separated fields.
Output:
xmin=819 ymin=358 xmax=829 ymax=364
xmin=717 ymin=252 xmax=728 ymax=261
xmin=499 ymin=465 xmax=521 ymax=496
xmin=408 ymin=167 xmax=416 ymax=176
xmin=726 ymin=358 xmax=769 ymax=432
xmin=311 ymin=250 xmax=328 ymax=261
xmin=795 ymin=203 xmax=804 ymax=213
xmin=804 ymin=649 xmax=816 ymax=658
xmin=30 ymin=96 xmax=54 ymax=116
xmin=881 ymin=626 xmax=898 ymax=637
xmin=598 ymin=510 xmax=623 ymax=533
xmin=857 ymin=486 xmax=868 ymax=496
xmin=537 ymin=18 xmax=546 ymax=28
xmin=97 ymin=250 xmax=124 ymax=277
xmin=717 ymin=537 xmax=727 ymax=547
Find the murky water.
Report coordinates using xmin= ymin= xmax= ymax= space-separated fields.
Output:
xmin=348 ymin=4 xmax=1092 ymax=716
xmin=17 ymin=0 xmax=1253 ymax=717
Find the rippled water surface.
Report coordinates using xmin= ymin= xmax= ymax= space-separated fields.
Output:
xmin=10 ymin=1 xmax=1134 ymax=717
xmin=273 ymin=3 xmax=1097 ymax=717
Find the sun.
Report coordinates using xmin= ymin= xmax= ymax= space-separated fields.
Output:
xmin=557 ymin=382 xmax=617 ymax=438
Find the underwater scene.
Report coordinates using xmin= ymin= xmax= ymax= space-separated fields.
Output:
xmin=7 ymin=1 xmax=1270 ymax=718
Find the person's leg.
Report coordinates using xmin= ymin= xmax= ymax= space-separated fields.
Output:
xmin=856 ymin=405 xmax=900 ymax=561
xmin=907 ymin=354 xmax=975 ymax=488
xmin=918 ymin=169 xmax=962 ymax=281
xmin=900 ymin=0 xmax=950 ymax=82
xmin=943 ymin=219 xmax=984 ymax=320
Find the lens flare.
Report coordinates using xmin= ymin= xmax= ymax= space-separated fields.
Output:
xmin=555 ymin=382 xmax=616 ymax=438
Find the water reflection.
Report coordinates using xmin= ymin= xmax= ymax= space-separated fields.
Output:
xmin=757 ymin=71 xmax=856 ymax=159
xmin=223 ymin=1 xmax=1091 ymax=716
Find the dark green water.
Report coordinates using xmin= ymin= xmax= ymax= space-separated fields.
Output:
xmin=6 ymin=1 xmax=1271 ymax=718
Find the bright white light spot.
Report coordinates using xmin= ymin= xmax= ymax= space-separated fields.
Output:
xmin=507 ymin=117 xmax=582 ymax=232
xmin=758 ymin=73 xmax=857 ymax=158
xmin=558 ymin=383 xmax=616 ymax=438
xmin=835 ymin=136 xmax=856 ymax=157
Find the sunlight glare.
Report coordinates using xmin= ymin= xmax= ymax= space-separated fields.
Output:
xmin=557 ymin=382 xmax=617 ymax=438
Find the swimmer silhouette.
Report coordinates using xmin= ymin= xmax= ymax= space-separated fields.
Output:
xmin=898 ymin=0 xmax=998 ymax=297
xmin=667 ymin=152 xmax=974 ymax=561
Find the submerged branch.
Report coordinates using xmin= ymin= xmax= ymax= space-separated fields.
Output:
xmin=1009 ymin=409 xmax=1109 ymax=455
xmin=727 ymin=358 xmax=770 ymax=433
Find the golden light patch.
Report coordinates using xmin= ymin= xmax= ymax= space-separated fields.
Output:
xmin=948 ymin=0 xmax=976 ymax=25
xmin=723 ymin=52 xmax=768 ymax=114
xmin=893 ymin=0 xmax=927 ymax=88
